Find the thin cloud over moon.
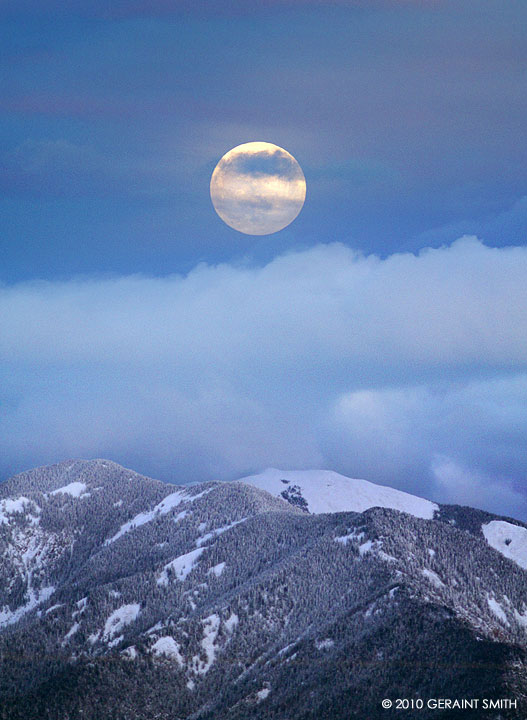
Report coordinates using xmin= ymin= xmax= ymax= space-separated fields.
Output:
xmin=210 ymin=141 xmax=306 ymax=235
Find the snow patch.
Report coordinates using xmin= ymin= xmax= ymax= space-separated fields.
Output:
xmin=73 ymin=596 xmax=88 ymax=619
xmin=513 ymin=608 xmax=527 ymax=631
xmin=278 ymin=642 xmax=296 ymax=657
xmin=378 ymin=550 xmax=397 ymax=563
xmin=193 ymin=613 xmax=220 ymax=674
xmin=422 ymin=568 xmax=445 ymax=588
xmin=187 ymin=597 xmax=197 ymax=611
xmin=364 ymin=602 xmax=377 ymax=618
xmin=45 ymin=603 xmax=64 ymax=615
xmin=315 ymin=638 xmax=334 ymax=650
xmin=256 ymin=687 xmax=270 ymax=702
xmin=224 ymin=612 xmax=238 ymax=634
xmin=50 ymin=482 xmax=88 ymax=498
xmin=102 ymin=604 xmax=141 ymax=641
xmin=482 ymin=521 xmax=527 ymax=570
xmin=0 ymin=497 xmax=36 ymax=524
xmin=487 ymin=595 xmax=509 ymax=626
xmin=105 ymin=490 xmax=186 ymax=544
xmin=359 ymin=540 xmax=373 ymax=556
xmin=157 ymin=548 xmax=205 ymax=586
xmin=195 ymin=518 xmax=247 ymax=547
xmin=0 ymin=585 xmax=55 ymax=627
xmin=152 ymin=636 xmax=184 ymax=667
xmin=334 ymin=530 xmax=364 ymax=545
xmin=105 ymin=487 xmax=213 ymax=544
xmin=63 ymin=622 xmax=80 ymax=644
xmin=208 ymin=562 xmax=226 ymax=578
xmin=146 ymin=621 xmax=165 ymax=635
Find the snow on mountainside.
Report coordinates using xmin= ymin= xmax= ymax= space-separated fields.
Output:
xmin=482 ymin=520 xmax=527 ymax=570
xmin=50 ymin=481 xmax=89 ymax=498
xmin=238 ymin=468 xmax=438 ymax=519
xmin=1 ymin=459 xmax=527 ymax=719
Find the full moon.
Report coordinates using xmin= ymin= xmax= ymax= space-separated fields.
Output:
xmin=210 ymin=141 xmax=306 ymax=235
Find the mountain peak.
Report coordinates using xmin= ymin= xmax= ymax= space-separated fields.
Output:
xmin=237 ymin=467 xmax=438 ymax=519
xmin=0 ymin=458 xmax=165 ymax=497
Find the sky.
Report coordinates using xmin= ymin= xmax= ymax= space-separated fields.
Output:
xmin=1 ymin=0 xmax=527 ymax=519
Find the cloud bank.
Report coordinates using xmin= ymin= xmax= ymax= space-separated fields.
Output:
xmin=1 ymin=237 xmax=526 ymax=518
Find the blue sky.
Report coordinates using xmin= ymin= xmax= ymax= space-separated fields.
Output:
xmin=1 ymin=1 xmax=527 ymax=518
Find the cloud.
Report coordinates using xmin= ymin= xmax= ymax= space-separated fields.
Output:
xmin=1 ymin=237 xmax=526 ymax=517
xmin=431 ymin=456 xmax=526 ymax=518
xmin=326 ymin=378 xmax=527 ymax=518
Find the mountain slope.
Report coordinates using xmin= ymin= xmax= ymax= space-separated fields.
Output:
xmin=0 ymin=460 xmax=526 ymax=720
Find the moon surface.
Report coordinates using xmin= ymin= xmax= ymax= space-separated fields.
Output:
xmin=210 ymin=141 xmax=306 ymax=235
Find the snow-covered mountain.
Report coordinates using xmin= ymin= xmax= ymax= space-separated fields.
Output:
xmin=0 ymin=460 xmax=526 ymax=720
xmin=238 ymin=468 xmax=438 ymax=518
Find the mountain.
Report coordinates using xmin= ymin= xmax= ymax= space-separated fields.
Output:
xmin=0 ymin=460 xmax=526 ymax=720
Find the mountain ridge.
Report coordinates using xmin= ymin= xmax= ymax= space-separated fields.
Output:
xmin=0 ymin=459 xmax=526 ymax=719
